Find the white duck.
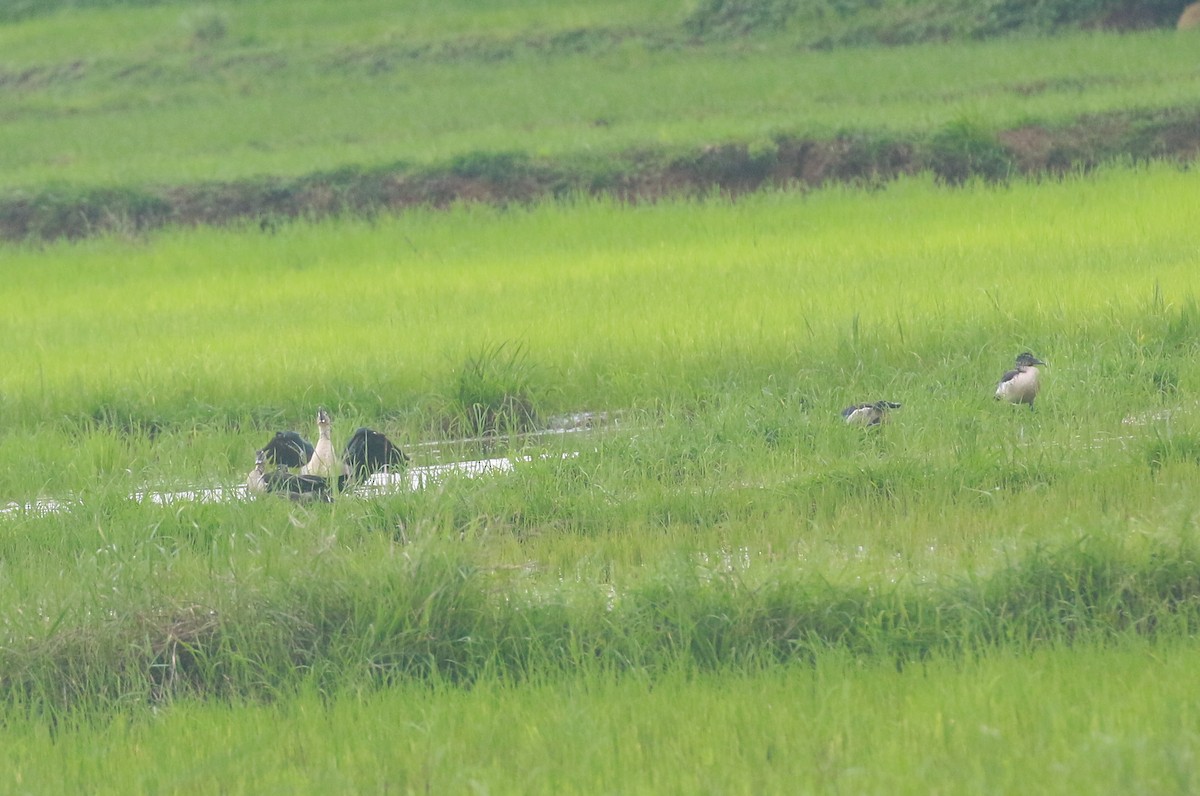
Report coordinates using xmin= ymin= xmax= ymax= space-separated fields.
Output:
xmin=301 ymin=407 xmax=351 ymax=480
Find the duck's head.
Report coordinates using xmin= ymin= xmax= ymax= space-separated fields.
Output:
xmin=317 ymin=407 xmax=332 ymax=427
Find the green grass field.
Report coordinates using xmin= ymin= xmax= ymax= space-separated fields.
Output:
xmin=6 ymin=640 xmax=1200 ymax=794
xmin=2 ymin=5 xmax=1200 ymax=190
xmin=3 ymin=166 xmax=1197 ymax=431
xmin=2 ymin=165 xmax=1200 ymax=791
xmin=3 ymin=0 xmax=1200 ymax=791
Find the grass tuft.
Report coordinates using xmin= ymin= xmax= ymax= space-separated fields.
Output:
xmin=927 ymin=117 xmax=1015 ymax=185
xmin=439 ymin=342 xmax=543 ymax=439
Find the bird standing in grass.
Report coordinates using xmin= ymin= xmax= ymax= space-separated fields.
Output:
xmin=994 ymin=352 xmax=1046 ymax=407
xmin=842 ymin=400 xmax=902 ymax=426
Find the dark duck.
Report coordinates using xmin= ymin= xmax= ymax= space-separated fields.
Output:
xmin=341 ymin=426 xmax=411 ymax=488
xmin=246 ymin=450 xmax=333 ymax=503
xmin=256 ymin=430 xmax=315 ymax=470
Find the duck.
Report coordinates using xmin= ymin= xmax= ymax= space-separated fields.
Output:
xmin=252 ymin=408 xmax=410 ymax=494
xmin=994 ymin=352 xmax=1046 ymax=407
xmin=341 ymin=426 xmax=411 ymax=487
xmin=247 ymin=450 xmax=333 ymax=503
xmin=842 ymin=400 xmax=902 ymax=426
xmin=256 ymin=430 xmax=315 ymax=470
xmin=301 ymin=407 xmax=351 ymax=480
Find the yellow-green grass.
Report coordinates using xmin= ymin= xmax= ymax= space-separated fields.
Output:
xmin=4 ymin=4 xmax=1200 ymax=786
xmin=1 ymin=167 xmax=1200 ymax=796
xmin=2 ymin=7 xmax=1199 ymax=189
xmin=2 ymin=164 xmax=1196 ymax=430
xmin=5 ymin=639 xmax=1200 ymax=794
xmin=2 ymin=168 xmax=1196 ymax=558
xmin=0 ymin=165 xmax=1196 ymax=634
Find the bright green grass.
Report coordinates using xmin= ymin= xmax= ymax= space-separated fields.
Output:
xmin=0 ymin=164 xmax=1197 ymax=608
xmin=3 ymin=4 xmax=1200 ymax=785
xmin=2 ymin=9 xmax=1199 ymax=188
xmin=2 ymin=164 xmax=1197 ymax=434
xmin=2 ymin=167 xmax=1200 ymax=791
xmin=5 ymin=640 xmax=1200 ymax=794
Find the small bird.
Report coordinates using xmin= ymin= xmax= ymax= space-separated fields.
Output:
xmin=247 ymin=450 xmax=333 ymax=503
xmin=842 ymin=401 xmax=902 ymax=426
xmin=994 ymin=352 xmax=1046 ymax=407
xmin=341 ymin=426 xmax=410 ymax=487
xmin=301 ymin=407 xmax=350 ymax=480
xmin=256 ymin=430 xmax=315 ymax=470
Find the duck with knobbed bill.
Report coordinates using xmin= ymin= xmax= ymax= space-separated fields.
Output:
xmin=842 ymin=400 xmax=902 ymax=426
xmin=994 ymin=352 xmax=1046 ymax=408
xmin=248 ymin=407 xmax=410 ymax=500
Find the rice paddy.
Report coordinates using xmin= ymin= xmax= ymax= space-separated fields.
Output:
xmin=3 ymin=0 xmax=1200 ymax=790
xmin=3 ymin=149 xmax=1200 ymax=794
xmin=6 ymin=640 xmax=1200 ymax=794
xmin=3 ymin=11 xmax=1200 ymax=189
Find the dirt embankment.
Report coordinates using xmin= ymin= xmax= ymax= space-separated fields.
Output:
xmin=2 ymin=106 xmax=1198 ymax=243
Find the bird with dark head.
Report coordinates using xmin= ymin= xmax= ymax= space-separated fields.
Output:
xmin=256 ymin=430 xmax=315 ymax=470
xmin=341 ymin=426 xmax=410 ymax=488
xmin=842 ymin=400 xmax=902 ymax=427
xmin=995 ymin=352 xmax=1046 ymax=407
xmin=247 ymin=450 xmax=333 ymax=503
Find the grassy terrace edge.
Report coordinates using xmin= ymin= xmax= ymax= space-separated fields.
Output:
xmin=6 ymin=530 xmax=1200 ymax=713
xmin=2 ymin=105 xmax=1200 ymax=242
xmin=3 ymin=105 xmax=1199 ymax=242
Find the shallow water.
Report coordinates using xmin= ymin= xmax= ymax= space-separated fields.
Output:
xmin=0 ymin=452 xmax=578 ymax=518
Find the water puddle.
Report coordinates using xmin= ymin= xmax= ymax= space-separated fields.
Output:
xmin=1 ymin=452 xmax=578 ymax=518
